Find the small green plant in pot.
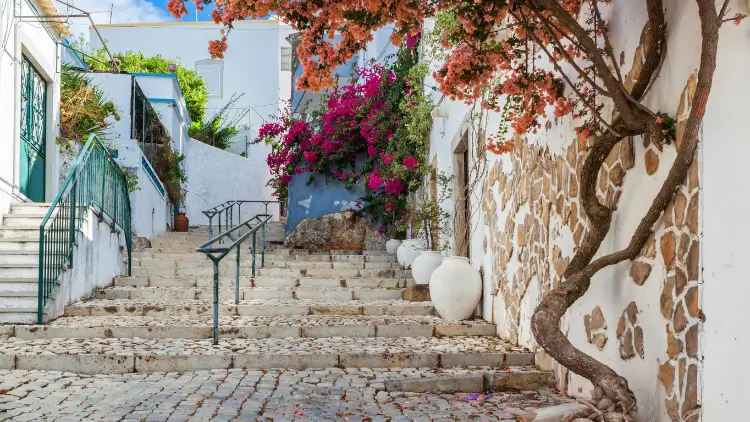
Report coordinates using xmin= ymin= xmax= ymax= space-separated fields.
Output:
xmin=397 ymin=172 xmax=452 ymax=282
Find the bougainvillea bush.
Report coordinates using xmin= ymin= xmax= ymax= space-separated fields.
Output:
xmin=255 ymin=45 xmax=431 ymax=234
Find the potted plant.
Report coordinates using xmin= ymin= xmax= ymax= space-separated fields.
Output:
xmin=385 ymin=208 xmax=407 ymax=255
xmin=398 ymin=173 xmax=451 ymax=284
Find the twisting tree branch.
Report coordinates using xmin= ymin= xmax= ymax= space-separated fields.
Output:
xmin=591 ymin=0 xmax=623 ymax=84
xmin=531 ymin=0 xmax=722 ymax=418
xmin=516 ymin=9 xmax=623 ymax=136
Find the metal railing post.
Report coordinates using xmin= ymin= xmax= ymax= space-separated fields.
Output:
xmin=212 ymin=258 xmax=220 ymax=345
xmin=99 ymin=153 xmax=106 ymax=222
xmin=68 ymin=184 xmax=77 ymax=268
xmin=235 ymin=247 xmax=241 ymax=305
xmin=251 ymin=231 xmax=257 ymax=277
xmin=207 ymin=214 xmax=214 ymax=240
xmin=261 ymin=220 xmax=266 ymax=268
xmin=37 ymin=230 xmax=45 ymax=324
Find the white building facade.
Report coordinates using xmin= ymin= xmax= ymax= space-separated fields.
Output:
xmin=90 ymin=19 xmax=292 ymax=154
xmin=0 ymin=0 xmax=69 ymax=216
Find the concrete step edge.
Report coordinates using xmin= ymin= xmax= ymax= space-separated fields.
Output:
xmin=0 ymin=351 xmax=535 ymax=374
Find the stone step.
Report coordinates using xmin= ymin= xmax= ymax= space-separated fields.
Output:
xmin=1 ymin=216 xmax=46 ymax=227
xmin=114 ymin=276 xmax=406 ymax=289
xmin=0 ymin=226 xmax=40 ymax=239
xmin=0 ymin=308 xmax=37 ymax=324
xmin=132 ymin=251 xmax=397 ymax=263
xmin=0 ymin=238 xmax=39 ymax=252
xmin=129 ymin=258 xmax=399 ymax=270
xmin=0 ymin=336 xmax=533 ymax=374
xmin=0 ymin=263 xmax=38 ymax=278
xmin=11 ymin=315 xmax=496 ymax=340
xmin=129 ymin=265 xmax=407 ymax=279
xmin=64 ymin=299 xmax=435 ymax=317
xmin=0 ymin=251 xmax=39 ymax=265
xmin=9 ymin=203 xmax=52 ymax=215
xmin=94 ymin=286 xmax=404 ymax=301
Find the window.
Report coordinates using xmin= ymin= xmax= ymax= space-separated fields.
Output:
xmin=195 ymin=59 xmax=224 ymax=98
xmin=281 ymin=46 xmax=292 ymax=71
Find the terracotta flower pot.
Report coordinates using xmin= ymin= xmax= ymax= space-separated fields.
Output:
xmin=174 ymin=212 xmax=189 ymax=232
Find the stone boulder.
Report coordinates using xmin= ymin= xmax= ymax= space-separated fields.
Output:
xmin=285 ymin=212 xmax=386 ymax=251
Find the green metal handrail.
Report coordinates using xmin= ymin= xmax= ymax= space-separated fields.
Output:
xmin=196 ymin=214 xmax=271 ymax=344
xmin=37 ymin=134 xmax=132 ymax=323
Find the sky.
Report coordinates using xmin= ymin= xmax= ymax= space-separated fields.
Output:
xmin=55 ymin=0 xmax=217 ymax=40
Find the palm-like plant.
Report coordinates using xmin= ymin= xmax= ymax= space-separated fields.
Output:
xmin=188 ymin=94 xmax=244 ymax=150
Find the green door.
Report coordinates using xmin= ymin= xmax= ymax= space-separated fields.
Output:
xmin=19 ymin=56 xmax=47 ymax=202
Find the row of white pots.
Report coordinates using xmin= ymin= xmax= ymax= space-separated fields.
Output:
xmin=386 ymin=238 xmax=481 ymax=321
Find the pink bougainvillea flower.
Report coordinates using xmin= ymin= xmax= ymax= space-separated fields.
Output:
xmin=368 ymin=173 xmax=384 ymax=190
xmin=403 ymin=156 xmax=419 ymax=170
xmin=281 ymin=175 xmax=292 ymax=184
xmin=384 ymin=179 xmax=406 ymax=195
xmin=303 ymin=151 xmax=318 ymax=164
xmin=367 ymin=145 xmax=378 ymax=157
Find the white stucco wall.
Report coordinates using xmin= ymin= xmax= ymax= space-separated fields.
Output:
xmin=87 ymin=72 xmax=132 ymax=146
xmin=184 ymin=137 xmax=279 ymax=225
xmin=47 ymin=207 xmax=127 ymax=320
xmin=699 ymin=1 xmax=750 ymax=418
xmin=0 ymin=0 xmax=64 ymax=209
xmin=90 ymin=20 xmax=292 ymax=151
xmin=113 ymin=137 xmax=169 ymax=239
xmin=87 ymin=73 xmax=175 ymax=239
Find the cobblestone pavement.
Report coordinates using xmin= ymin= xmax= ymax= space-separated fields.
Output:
xmin=0 ymin=368 xmax=570 ymax=421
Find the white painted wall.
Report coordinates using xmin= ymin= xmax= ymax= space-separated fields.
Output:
xmin=90 ymin=20 xmax=293 ymax=153
xmin=87 ymin=72 xmax=131 ymax=145
xmin=86 ymin=73 xmax=173 ymax=239
xmin=114 ymin=137 xmax=169 ymax=238
xmin=699 ymin=0 xmax=750 ymax=418
xmin=0 ymin=0 xmax=65 ymax=212
xmin=47 ymin=207 xmax=127 ymax=320
xmin=184 ymin=137 xmax=280 ymax=225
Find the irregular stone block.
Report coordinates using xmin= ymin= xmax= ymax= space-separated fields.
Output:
xmin=135 ymin=355 xmax=231 ymax=372
xmin=233 ymin=354 xmax=338 ymax=370
xmin=505 ymin=352 xmax=535 ymax=367
xmin=339 ymin=353 xmax=439 ymax=369
xmin=17 ymin=355 xmax=134 ymax=374
xmin=301 ymin=325 xmax=374 ymax=338
xmin=485 ymin=371 xmax=554 ymax=391
xmin=435 ymin=324 xmax=496 ymax=337
xmin=234 ymin=326 xmax=301 ymax=339
xmin=376 ymin=324 xmax=433 ymax=338
xmin=384 ymin=375 xmax=483 ymax=393
xmin=0 ymin=354 xmax=14 ymax=370
xmin=441 ymin=353 xmax=505 ymax=368
xmin=402 ymin=284 xmax=431 ymax=302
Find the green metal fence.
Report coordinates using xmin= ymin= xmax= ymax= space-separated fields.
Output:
xmin=37 ymin=134 xmax=132 ymax=323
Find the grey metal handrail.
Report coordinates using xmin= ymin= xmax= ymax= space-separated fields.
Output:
xmin=202 ymin=200 xmax=281 ymax=239
xmin=196 ymin=213 xmax=272 ymax=345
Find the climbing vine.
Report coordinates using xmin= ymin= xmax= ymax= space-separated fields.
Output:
xmin=256 ymin=44 xmax=432 ymax=231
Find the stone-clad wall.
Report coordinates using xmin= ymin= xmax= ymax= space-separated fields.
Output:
xmin=478 ymin=72 xmax=700 ymax=421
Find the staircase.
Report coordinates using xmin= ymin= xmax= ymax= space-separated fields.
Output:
xmin=0 ymin=226 xmax=578 ymax=416
xmin=0 ymin=202 xmax=51 ymax=324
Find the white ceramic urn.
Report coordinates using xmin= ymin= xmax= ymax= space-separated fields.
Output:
xmin=411 ymin=251 xmax=444 ymax=285
xmin=429 ymin=256 xmax=482 ymax=321
xmin=396 ymin=239 xmax=426 ymax=268
xmin=385 ymin=239 xmax=402 ymax=255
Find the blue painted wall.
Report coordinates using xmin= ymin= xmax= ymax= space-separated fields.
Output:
xmin=286 ymin=173 xmax=365 ymax=235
